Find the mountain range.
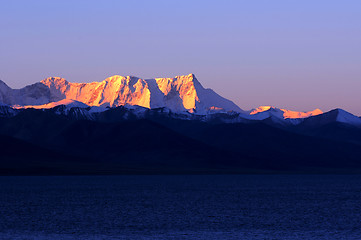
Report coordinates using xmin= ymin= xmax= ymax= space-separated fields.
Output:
xmin=1 ymin=74 xmax=242 ymax=114
xmin=0 ymin=74 xmax=360 ymax=174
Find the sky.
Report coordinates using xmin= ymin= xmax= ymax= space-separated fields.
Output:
xmin=1 ymin=0 xmax=360 ymax=114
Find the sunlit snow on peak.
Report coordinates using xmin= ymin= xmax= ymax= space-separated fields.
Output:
xmin=36 ymin=74 xmax=242 ymax=114
xmin=250 ymin=106 xmax=323 ymax=119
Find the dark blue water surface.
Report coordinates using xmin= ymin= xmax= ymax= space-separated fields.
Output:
xmin=0 ymin=175 xmax=361 ymax=239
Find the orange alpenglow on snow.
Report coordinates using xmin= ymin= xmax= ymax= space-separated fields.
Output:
xmin=13 ymin=99 xmax=88 ymax=109
xmin=35 ymin=74 xmax=243 ymax=113
xmin=250 ymin=106 xmax=323 ymax=119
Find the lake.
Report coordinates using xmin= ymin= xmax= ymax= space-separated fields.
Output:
xmin=0 ymin=175 xmax=361 ymax=239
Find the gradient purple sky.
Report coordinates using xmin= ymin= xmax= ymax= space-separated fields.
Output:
xmin=1 ymin=0 xmax=360 ymax=114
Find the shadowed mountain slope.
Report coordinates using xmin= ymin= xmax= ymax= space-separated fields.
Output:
xmin=0 ymin=108 xmax=361 ymax=174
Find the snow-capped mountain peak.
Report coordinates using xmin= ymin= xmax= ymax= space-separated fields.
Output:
xmin=2 ymin=74 xmax=243 ymax=114
xmin=333 ymin=108 xmax=361 ymax=125
xmin=250 ymin=106 xmax=323 ymax=119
